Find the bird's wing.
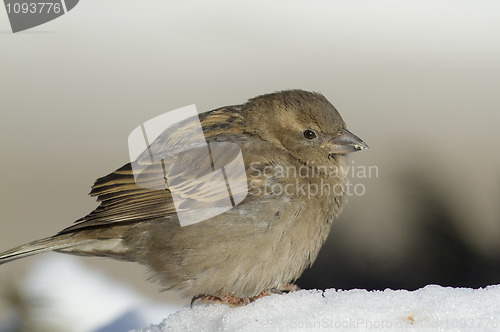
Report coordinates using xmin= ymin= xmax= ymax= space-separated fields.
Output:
xmin=60 ymin=108 xmax=254 ymax=233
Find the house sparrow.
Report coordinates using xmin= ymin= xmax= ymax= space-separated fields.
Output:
xmin=0 ymin=90 xmax=368 ymax=306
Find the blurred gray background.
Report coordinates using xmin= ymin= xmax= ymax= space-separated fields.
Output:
xmin=1 ymin=0 xmax=500 ymax=330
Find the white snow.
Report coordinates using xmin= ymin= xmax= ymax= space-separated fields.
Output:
xmin=140 ymin=285 xmax=500 ymax=332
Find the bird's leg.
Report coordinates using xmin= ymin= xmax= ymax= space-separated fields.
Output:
xmin=192 ymin=284 xmax=301 ymax=307
xmin=192 ymin=290 xmax=271 ymax=307
xmin=196 ymin=291 xmax=251 ymax=307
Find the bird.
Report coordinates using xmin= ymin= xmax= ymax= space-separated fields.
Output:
xmin=0 ymin=89 xmax=368 ymax=306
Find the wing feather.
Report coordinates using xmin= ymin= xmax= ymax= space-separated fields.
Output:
xmin=61 ymin=106 xmax=254 ymax=233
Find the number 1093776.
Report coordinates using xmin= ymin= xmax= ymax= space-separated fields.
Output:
xmin=5 ymin=2 xmax=62 ymax=14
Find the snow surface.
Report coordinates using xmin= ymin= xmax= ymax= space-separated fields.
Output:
xmin=140 ymin=285 xmax=500 ymax=332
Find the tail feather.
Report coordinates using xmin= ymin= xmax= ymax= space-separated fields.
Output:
xmin=0 ymin=234 xmax=89 ymax=265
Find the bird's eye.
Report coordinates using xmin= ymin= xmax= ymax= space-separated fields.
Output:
xmin=303 ymin=129 xmax=317 ymax=140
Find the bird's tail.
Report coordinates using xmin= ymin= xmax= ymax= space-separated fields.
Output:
xmin=0 ymin=234 xmax=90 ymax=265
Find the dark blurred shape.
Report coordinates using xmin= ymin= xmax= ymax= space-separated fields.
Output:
xmin=0 ymin=282 xmax=56 ymax=332
xmin=298 ymin=172 xmax=500 ymax=291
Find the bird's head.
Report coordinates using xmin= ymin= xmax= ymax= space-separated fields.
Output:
xmin=245 ymin=90 xmax=368 ymax=168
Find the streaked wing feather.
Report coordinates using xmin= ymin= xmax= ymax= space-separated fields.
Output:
xmin=63 ymin=107 xmax=251 ymax=233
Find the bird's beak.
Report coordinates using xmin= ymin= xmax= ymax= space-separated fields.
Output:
xmin=330 ymin=128 xmax=369 ymax=154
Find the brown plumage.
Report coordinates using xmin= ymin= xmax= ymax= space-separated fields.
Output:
xmin=0 ymin=90 xmax=368 ymax=306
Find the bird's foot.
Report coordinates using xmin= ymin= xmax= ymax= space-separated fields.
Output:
xmin=191 ymin=284 xmax=300 ymax=308
xmin=198 ymin=292 xmax=251 ymax=307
